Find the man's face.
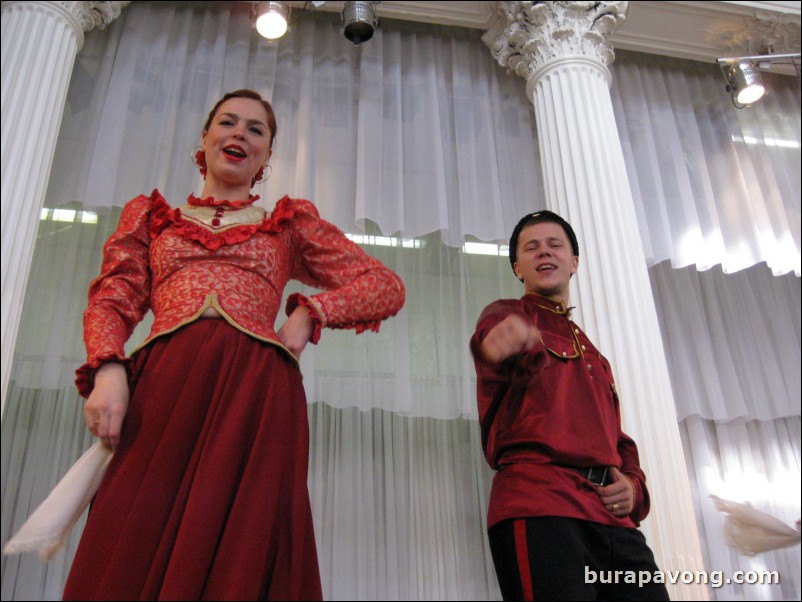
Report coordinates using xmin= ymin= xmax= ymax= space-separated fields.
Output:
xmin=513 ymin=221 xmax=578 ymax=301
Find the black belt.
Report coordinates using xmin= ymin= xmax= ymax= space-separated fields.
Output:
xmin=565 ymin=465 xmax=609 ymax=486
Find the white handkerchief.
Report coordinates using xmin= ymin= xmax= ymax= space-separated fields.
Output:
xmin=710 ymin=494 xmax=801 ymax=555
xmin=3 ymin=442 xmax=112 ymax=561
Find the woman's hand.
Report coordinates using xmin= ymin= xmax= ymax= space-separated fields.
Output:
xmin=277 ymin=306 xmax=314 ymax=359
xmin=83 ymin=362 xmax=129 ymax=451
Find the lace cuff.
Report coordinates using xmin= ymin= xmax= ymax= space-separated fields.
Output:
xmin=74 ymin=355 xmax=134 ymax=399
xmin=285 ymin=293 xmax=326 ymax=345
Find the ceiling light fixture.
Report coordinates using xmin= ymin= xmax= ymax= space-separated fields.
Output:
xmin=341 ymin=1 xmax=380 ymax=45
xmin=724 ymin=60 xmax=766 ymax=106
xmin=717 ymin=52 xmax=801 ymax=109
xmin=254 ymin=1 xmax=290 ymax=40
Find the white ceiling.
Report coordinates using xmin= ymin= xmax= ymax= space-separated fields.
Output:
xmin=288 ymin=1 xmax=801 ymax=71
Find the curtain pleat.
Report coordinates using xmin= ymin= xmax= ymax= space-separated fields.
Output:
xmin=308 ymin=403 xmax=499 ymax=601
xmin=681 ymin=415 xmax=801 ymax=602
xmin=2 ymin=2 xmax=800 ymax=601
xmin=649 ymin=260 xmax=801 ymax=422
xmin=610 ymin=50 xmax=801 ymax=276
xmin=1 ymin=386 xmax=94 ymax=601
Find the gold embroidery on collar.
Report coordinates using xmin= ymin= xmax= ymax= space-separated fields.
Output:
xmin=527 ymin=295 xmax=567 ymax=315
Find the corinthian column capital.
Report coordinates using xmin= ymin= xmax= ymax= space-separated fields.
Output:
xmin=482 ymin=1 xmax=629 ymax=80
xmin=1 ymin=1 xmax=130 ymax=47
xmin=66 ymin=0 xmax=130 ymax=33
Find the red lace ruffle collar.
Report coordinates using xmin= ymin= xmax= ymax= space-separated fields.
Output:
xmin=150 ymin=194 xmax=297 ymax=250
xmin=187 ymin=193 xmax=261 ymax=209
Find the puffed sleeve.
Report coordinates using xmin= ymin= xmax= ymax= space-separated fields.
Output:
xmin=74 ymin=192 xmax=158 ymax=398
xmin=280 ymin=197 xmax=405 ymax=343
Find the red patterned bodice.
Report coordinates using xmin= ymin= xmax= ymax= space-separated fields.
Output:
xmin=76 ymin=190 xmax=405 ymax=397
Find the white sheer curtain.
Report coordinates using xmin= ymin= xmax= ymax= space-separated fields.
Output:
xmin=680 ymin=415 xmax=801 ymax=602
xmin=307 ymin=403 xmax=499 ymax=601
xmin=611 ymin=50 xmax=801 ymax=276
xmin=649 ymin=261 xmax=800 ymax=422
xmin=2 ymin=1 xmax=800 ymax=600
xmin=649 ymin=261 xmax=801 ymax=600
xmin=47 ymin=1 xmax=543 ymax=245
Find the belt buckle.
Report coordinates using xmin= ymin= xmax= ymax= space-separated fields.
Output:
xmin=586 ymin=466 xmax=608 ymax=486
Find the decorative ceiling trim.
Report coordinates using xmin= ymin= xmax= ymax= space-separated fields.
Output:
xmin=281 ymin=1 xmax=801 ymax=68
xmin=612 ymin=1 xmax=800 ymax=65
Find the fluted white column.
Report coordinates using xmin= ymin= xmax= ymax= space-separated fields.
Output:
xmin=1 ymin=1 xmax=128 ymax=419
xmin=484 ymin=2 xmax=707 ymax=599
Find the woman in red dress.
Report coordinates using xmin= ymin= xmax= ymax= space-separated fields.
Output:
xmin=63 ymin=90 xmax=405 ymax=601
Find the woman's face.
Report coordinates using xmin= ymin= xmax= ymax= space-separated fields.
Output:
xmin=201 ymin=97 xmax=273 ymax=188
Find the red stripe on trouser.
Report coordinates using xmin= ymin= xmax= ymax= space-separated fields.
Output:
xmin=513 ymin=519 xmax=534 ymax=601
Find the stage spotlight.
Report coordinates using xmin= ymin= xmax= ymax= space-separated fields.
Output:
xmin=724 ymin=60 xmax=766 ymax=107
xmin=717 ymin=52 xmax=800 ymax=109
xmin=342 ymin=1 xmax=379 ymax=45
xmin=255 ymin=1 xmax=289 ymax=40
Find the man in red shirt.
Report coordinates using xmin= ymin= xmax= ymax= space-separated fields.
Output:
xmin=471 ymin=211 xmax=669 ymax=600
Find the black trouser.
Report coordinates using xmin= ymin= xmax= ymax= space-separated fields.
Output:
xmin=488 ymin=517 xmax=671 ymax=601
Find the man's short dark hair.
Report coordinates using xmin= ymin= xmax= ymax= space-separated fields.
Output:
xmin=508 ymin=210 xmax=579 ymax=274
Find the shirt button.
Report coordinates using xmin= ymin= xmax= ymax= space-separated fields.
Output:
xmin=562 ymin=352 xmax=567 ymax=357
xmin=211 ymin=218 xmax=221 ymax=227
xmin=587 ymin=364 xmax=592 ymax=370
xmin=581 ymin=345 xmax=586 ymax=350
xmin=574 ymin=329 xmax=579 ymax=334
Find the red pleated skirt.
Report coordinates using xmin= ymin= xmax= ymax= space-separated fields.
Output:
xmin=63 ymin=320 xmax=322 ymax=601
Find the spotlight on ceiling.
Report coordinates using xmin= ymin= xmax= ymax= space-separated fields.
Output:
xmin=717 ymin=52 xmax=800 ymax=109
xmin=254 ymin=1 xmax=289 ymax=40
xmin=723 ymin=60 xmax=766 ymax=107
xmin=341 ymin=1 xmax=379 ymax=45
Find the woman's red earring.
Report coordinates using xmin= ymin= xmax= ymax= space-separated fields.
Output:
xmin=251 ymin=164 xmax=272 ymax=187
xmin=194 ymin=149 xmax=207 ymax=178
